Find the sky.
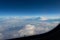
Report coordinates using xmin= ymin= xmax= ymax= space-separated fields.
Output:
xmin=0 ymin=0 xmax=60 ymax=18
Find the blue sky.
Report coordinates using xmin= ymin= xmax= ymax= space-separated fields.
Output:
xmin=0 ymin=0 xmax=60 ymax=18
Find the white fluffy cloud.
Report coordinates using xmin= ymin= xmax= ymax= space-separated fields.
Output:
xmin=18 ymin=24 xmax=36 ymax=37
xmin=18 ymin=24 xmax=54 ymax=37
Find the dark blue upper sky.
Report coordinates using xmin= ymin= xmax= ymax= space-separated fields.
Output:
xmin=0 ymin=0 xmax=60 ymax=17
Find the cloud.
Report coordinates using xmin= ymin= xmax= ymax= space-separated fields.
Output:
xmin=0 ymin=33 xmax=3 ymax=39
xmin=40 ymin=16 xmax=48 ymax=20
xmin=0 ymin=17 xmax=24 ymax=27
xmin=18 ymin=24 xmax=35 ymax=37
xmin=23 ymin=16 xmax=32 ymax=19
xmin=0 ymin=16 xmax=59 ymax=39
xmin=18 ymin=23 xmax=54 ymax=37
xmin=25 ymin=24 xmax=35 ymax=30
xmin=12 ymin=33 xmax=20 ymax=38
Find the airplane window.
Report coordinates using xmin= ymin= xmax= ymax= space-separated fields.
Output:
xmin=0 ymin=0 xmax=60 ymax=40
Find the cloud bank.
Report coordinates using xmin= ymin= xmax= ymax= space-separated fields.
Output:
xmin=0 ymin=16 xmax=59 ymax=39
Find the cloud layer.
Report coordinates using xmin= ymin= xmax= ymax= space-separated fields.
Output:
xmin=0 ymin=16 xmax=59 ymax=39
